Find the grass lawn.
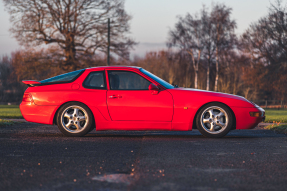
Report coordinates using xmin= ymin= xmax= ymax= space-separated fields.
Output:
xmin=265 ymin=109 xmax=287 ymax=123
xmin=0 ymin=105 xmax=23 ymax=119
xmin=0 ymin=105 xmax=286 ymax=123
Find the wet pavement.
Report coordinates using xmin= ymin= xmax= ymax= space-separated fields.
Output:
xmin=0 ymin=122 xmax=286 ymax=191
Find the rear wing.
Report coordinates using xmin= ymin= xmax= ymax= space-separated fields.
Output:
xmin=22 ymin=80 xmax=41 ymax=87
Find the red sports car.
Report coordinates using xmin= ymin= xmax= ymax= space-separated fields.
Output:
xmin=20 ymin=66 xmax=265 ymax=138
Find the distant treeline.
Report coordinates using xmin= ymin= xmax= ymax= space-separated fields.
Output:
xmin=0 ymin=0 xmax=286 ymax=103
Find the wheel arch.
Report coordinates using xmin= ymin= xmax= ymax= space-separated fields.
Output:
xmin=53 ymin=101 xmax=95 ymax=127
xmin=192 ymin=101 xmax=236 ymax=130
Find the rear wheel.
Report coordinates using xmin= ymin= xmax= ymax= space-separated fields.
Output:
xmin=56 ymin=102 xmax=93 ymax=137
xmin=196 ymin=103 xmax=233 ymax=138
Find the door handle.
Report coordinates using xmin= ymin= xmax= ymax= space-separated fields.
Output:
xmin=109 ymin=95 xmax=122 ymax=99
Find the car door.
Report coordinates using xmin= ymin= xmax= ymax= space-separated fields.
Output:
xmin=106 ymin=70 xmax=173 ymax=122
xmin=80 ymin=70 xmax=111 ymax=120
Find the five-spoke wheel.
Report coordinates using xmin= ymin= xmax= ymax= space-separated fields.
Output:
xmin=57 ymin=102 xmax=94 ymax=137
xmin=196 ymin=103 xmax=233 ymax=138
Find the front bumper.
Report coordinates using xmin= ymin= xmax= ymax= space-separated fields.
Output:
xmin=231 ymin=106 xmax=265 ymax=129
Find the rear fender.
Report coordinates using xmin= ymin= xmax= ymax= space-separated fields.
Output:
xmin=52 ymin=101 xmax=108 ymax=130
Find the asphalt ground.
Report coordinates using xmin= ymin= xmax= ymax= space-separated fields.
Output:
xmin=0 ymin=122 xmax=286 ymax=191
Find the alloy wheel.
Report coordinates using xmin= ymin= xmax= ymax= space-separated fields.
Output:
xmin=61 ymin=105 xmax=89 ymax=133
xmin=200 ymin=106 xmax=229 ymax=134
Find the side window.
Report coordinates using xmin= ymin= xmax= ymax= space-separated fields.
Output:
xmin=83 ymin=71 xmax=106 ymax=89
xmin=108 ymin=71 xmax=151 ymax=90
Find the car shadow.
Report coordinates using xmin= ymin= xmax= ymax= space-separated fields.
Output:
xmin=85 ymin=129 xmax=284 ymax=139
xmin=2 ymin=123 xmax=285 ymax=139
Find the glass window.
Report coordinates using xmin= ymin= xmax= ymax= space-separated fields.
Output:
xmin=108 ymin=71 xmax=151 ymax=90
xmin=140 ymin=68 xmax=174 ymax=89
xmin=83 ymin=71 xmax=106 ymax=89
xmin=40 ymin=69 xmax=85 ymax=84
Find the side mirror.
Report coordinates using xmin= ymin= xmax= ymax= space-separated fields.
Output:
xmin=148 ymin=83 xmax=159 ymax=95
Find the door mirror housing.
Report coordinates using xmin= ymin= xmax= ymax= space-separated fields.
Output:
xmin=148 ymin=83 xmax=159 ymax=95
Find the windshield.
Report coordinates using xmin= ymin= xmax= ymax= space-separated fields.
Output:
xmin=40 ymin=69 xmax=85 ymax=84
xmin=140 ymin=68 xmax=174 ymax=89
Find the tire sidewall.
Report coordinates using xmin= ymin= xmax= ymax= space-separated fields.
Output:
xmin=56 ymin=102 xmax=94 ymax=137
xmin=196 ymin=103 xmax=233 ymax=138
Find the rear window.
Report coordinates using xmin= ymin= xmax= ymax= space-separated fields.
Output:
xmin=40 ymin=69 xmax=85 ymax=84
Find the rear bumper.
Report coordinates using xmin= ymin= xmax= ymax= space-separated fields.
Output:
xmin=20 ymin=102 xmax=58 ymax=125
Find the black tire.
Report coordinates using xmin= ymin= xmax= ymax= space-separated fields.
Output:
xmin=196 ymin=103 xmax=234 ymax=138
xmin=88 ymin=123 xmax=95 ymax=133
xmin=56 ymin=102 xmax=94 ymax=137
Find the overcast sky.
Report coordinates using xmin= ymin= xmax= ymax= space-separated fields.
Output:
xmin=0 ymin=0 xmax=273 ymax=58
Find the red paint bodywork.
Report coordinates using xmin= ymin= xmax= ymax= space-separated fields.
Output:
xmin=22 ymin=80 xmax=41 ymax=85
xmin=20 ymin=66 xmax=264 ymax=131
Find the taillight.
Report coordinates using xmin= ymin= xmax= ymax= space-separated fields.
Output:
xmin=22 ymin=93 xmax=32 ymax=102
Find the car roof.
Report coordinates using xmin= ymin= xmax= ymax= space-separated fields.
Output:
xmin=85 ymin=66 xmax=141 ymax=71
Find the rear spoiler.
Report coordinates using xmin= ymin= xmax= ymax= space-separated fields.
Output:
xmin=22 ymin=80 xmax=41 ymax=87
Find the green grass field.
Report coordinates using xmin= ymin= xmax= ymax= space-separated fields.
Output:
xmin=0 ymin=105 xmax=23 ymax=119
xmin=265 ymin=109 xmax=287 ymax=123
xmin=0 ymin=105 xmax=286 ymax=123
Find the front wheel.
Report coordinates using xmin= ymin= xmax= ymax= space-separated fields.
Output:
xmin=196 ymin=103 xmax=234 ymax=138
xmin=56 ymin=102 xmax=93 ymax=137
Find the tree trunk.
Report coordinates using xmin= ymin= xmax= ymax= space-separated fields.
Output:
xmin=64 ymin=34 xmax=77 ymax=70
xmin=227 ymin=61 xmax=230 ymax=93
xmin=194 ymin=68 xmax=198 ymax=89
xmin=185 ymin=60 xmax=189 ymax=88
xmin=168 ymin=67 xmax=175 ymax=85
xmin=233 ymin=71 xmax=238 ymax=95
xmin=188 ymin=49 xmax=200 ymax=89
xmin=207 ymin=58 xmax=210 ymax=91
xmin=215 ymin=47 xmax=219 ymax=92
xmin=194 ymin=63 xmax=198 ymax=89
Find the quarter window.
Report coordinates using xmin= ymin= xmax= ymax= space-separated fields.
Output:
xmin=108 ymin=71 xmax=151 ymax=90
xmin=83 ymin=71 xmax=106 ymax=89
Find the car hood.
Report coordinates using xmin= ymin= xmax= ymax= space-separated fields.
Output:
xmin=171 ymin=88 xmax=256 ymax=107
xmin=180 ymin=88 xmax=247 ymax=100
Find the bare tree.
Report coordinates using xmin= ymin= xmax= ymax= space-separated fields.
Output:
xmin=201 ymin=6 xmax=215 ymax=91
xmin=241 ymin=0 xmax=287 ymax=100
xmin=168 ymin=13 xmax=205 ymax=89
xmin=210 ymin=3 xmax=236 ymax=92
xmin=168 ymin=4 xmax=236 ymax=91
xmin=242 ymin=0 xmax=287 ymax=66
xmin=4 ymin=0 xmax=136 ymax=70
